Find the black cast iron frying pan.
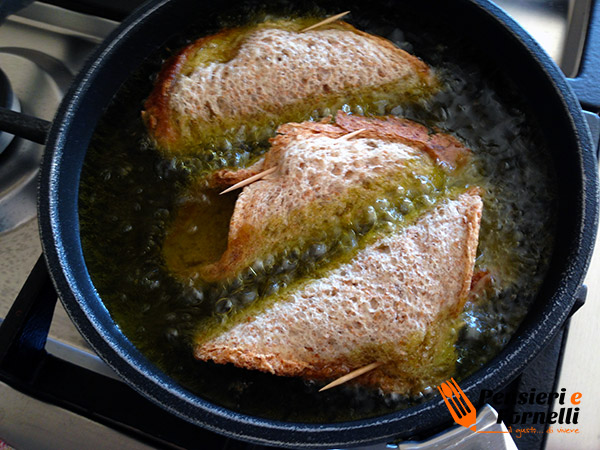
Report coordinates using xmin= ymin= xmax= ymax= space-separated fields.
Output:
xmin=1 ymin=0 xmax=599 ymax=447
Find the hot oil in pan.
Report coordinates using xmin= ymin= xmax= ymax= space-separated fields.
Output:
xmin=78 ymin=5 xmax=556 ymax=422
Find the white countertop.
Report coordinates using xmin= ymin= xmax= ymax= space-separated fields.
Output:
xmin=546 ymin=227 xmax=600 ymax=449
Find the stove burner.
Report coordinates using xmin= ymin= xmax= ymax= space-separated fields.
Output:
xmin=0 ymin=67 xmax=20 ymax=154
xmin=0 ymin=48 xmax=70 ymax=233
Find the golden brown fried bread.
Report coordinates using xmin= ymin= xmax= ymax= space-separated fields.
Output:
xmin=194 ymin=190 xmax=483 ymax=394
xmin=163 ymin=112 xmax=470 ymax=284
xmin=142 ymin=19 xmax=438 ymax=155
xmin=209 ymin=111 xmax=470 ymax=188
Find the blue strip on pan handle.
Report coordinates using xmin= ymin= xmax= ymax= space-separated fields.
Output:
xmin=583 ymin=111 xmax=600 ymax=158
xmin=567 ymin=0 xmax=600 ymax=157
xmin=568 ymin=0 xmax=600 ymax=113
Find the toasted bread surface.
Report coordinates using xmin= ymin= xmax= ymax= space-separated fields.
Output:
xmin=208 ymin=111 xmax=470 ymax=189
xmin=194 ymin=190 xmax=483 ymax=394
xmin=163 ymin=113 xmax=469 ymax=284
xmin=142 ymin=20 xmax=438 ymax=155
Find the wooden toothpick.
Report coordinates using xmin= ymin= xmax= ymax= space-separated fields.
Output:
xmin=319 ymin=362 xmax=384 ymax=392
xmin=339 ymin=128 xmax=367 ymax=140
xmin=219 ymin=166 xmax=278 ymax=195
xmin=301 ymin=11 xmax=351 ymax=33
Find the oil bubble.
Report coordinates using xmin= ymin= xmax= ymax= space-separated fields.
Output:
xmin=215 ymin=298 xmax=234 ymax=314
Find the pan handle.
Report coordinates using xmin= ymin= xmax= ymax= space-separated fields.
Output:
xmin=0 ymin=106 xmax=51 ymax=145
xmin=567 ymin=0 xmax=600 ymax=112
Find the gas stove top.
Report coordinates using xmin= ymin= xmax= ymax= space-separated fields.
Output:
xmin=0 ymin=1 xmax=599 ymax=449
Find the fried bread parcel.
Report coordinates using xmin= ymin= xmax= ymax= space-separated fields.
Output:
xmin=194 ymin=190 xmax=482 ymax=395
xmin=142 ymin=19 xmax=438 ymax=156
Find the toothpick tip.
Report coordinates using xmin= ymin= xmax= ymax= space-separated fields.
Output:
xmin=301 ymin=11 xmax=351 ymax=32
xmin=339 ymin=128 xmax=367 ymax=140
xmin=218 ymin=166 xmax=278 ymax=195
xmin=318 ymin=361 xmax=383 ymax=392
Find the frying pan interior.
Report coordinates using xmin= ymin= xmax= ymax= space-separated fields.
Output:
xmin=39 ymin=0 xmax=598 ymax=447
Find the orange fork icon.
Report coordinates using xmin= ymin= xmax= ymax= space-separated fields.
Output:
xmin=438 ymin=378 xmax=509 ymax=434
